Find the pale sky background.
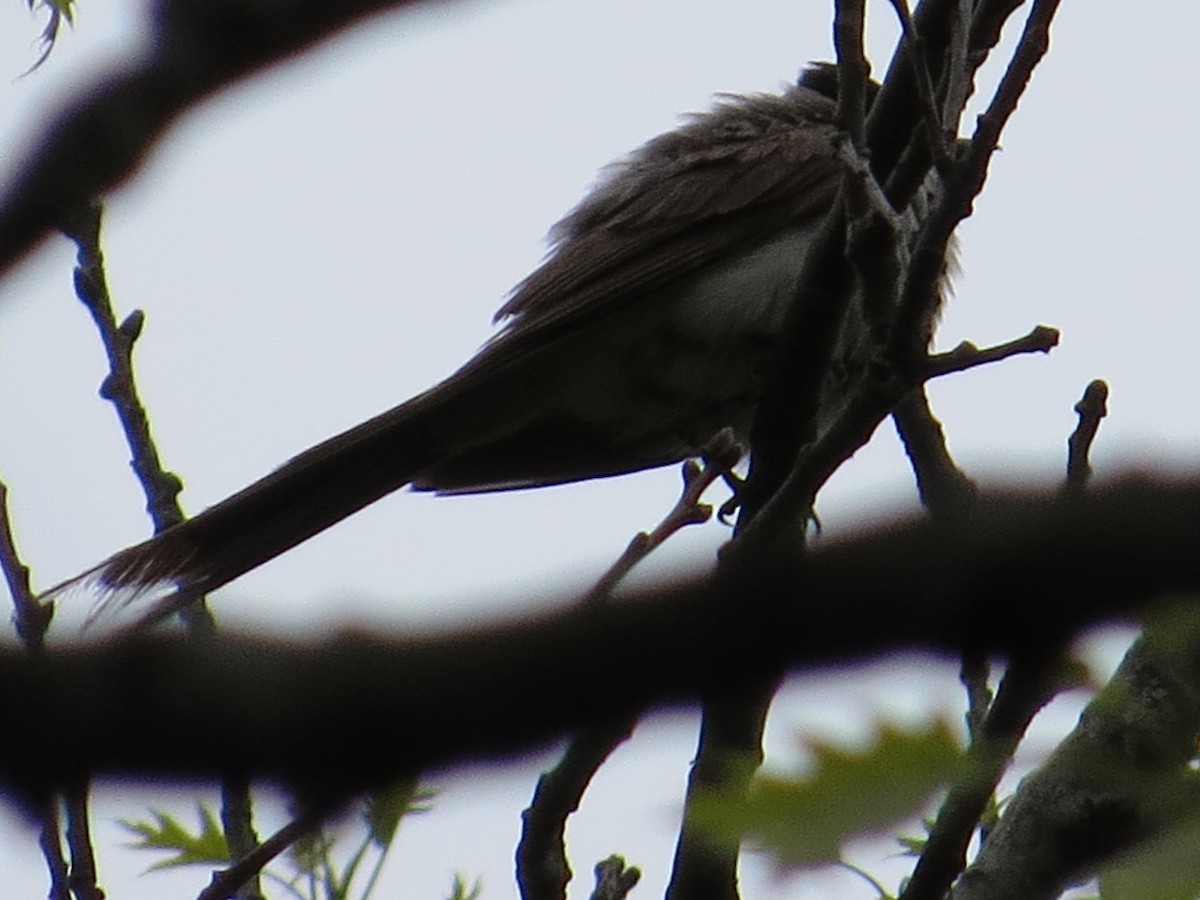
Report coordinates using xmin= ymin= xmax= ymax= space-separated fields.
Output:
xmin=0 ymin=1 xmax=1192 ymax=898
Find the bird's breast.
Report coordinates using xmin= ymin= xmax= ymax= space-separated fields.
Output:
xmin=564 ymin=225 xmax=820 ymax=453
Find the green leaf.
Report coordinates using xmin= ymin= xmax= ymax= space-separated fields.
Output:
xmin=120 ymin=804 xmax=229 ymax=871
xmin=692 ymin=721 xmax=963 ymax=871
xmin=363 ymin=778 xmax=434 ymax=848
xmin=286 ymin=825 xmax=332 ymax=878
xmin=447 ymin=873 xmax=484 ymax=900
xmin=1100 ymin=817 xmax=1200 ymax=900
xmin=24 ymin=0 xmax=75 ymax=71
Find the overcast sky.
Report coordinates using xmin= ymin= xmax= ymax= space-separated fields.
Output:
xmin=0 ymin=1 xmax=1192 ymax=898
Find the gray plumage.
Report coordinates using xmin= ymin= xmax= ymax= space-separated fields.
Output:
xmin=64 ymin=73 xmax=921 ymax=604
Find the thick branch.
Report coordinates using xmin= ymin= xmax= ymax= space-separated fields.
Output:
xmin=1 ymin=479 xmax=1200 ymax=796
xmin=0 ymin=0 xmax=429 ymax=281
xmin=950 ymin=611 xmax=1200 ymax=900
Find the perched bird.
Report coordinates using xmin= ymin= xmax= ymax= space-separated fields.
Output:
xmin=65 ymin=65 xmax=936 ymax=608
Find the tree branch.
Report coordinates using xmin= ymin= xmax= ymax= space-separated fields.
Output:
xmin=0 ymin=0 xmax=432 ymax=283
xmin=1066 ymin=380 xmax=1109 ymax=493
xmin=950 ymin=609 xmax=1200 ymax=900
xmin=0 ymin=479 xmax=1198 ymax=797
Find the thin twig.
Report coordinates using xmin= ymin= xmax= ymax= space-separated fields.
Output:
xmin=199 ymin=805 xmax=332 ymax=900
xmin=62 ymin=202 xmax=174 ymax=527
xmin=834 ymin=0 xmax=870 ymax=150
xmin=925 ymin=325 xmax=1060 ymax=379
xmin=893 ymin=0 xmax=1062 ymax=362
xmin=62 ymin=201 xmax=215 ymax=634
xmin=37 ymin=798 xmax=71 ymax=900
xmin=584 ymin=447 xmax=736 ymax=604
xmin=904 ymin=370 xmax=1105 ymax=899
xmin=519 ymin=446 xmax=736 ymax=897
xmin=892 ymin=381 xmax=993 ymax=896
xmin=65 ymin=202 xmax=274 ymax=893
xmin=900 ymin=655 xmax=1064 ymax=900
xmin=1065 ymin=380 xmax=1109 ymax=493
xmin=221 ymin=776 xmax=266 ymax=900
xmin=517 ymin=717 xmax=638 ymax=900
xmin=885 ymin=0 xmax=953 ymax=168
xmin=0 ymin=482 xmax=53 ymax=649
xmin=63 ymin=780 xmax=104 ymax=900
xmin=0 ymin=463 xmax=68 ymax=895
xmin=892 ymin=386 xmax=977 ymax=516
xmin=590 ymin=855 xmax=640 ymax=900
xmin=63 ymin=202 xmax=276 ymax=895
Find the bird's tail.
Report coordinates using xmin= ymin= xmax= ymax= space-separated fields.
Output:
xmin=53 ymin=393 xmax=447 ymax=615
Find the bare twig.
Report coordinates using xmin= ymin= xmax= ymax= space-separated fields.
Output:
xmin=584 ymin=449 xmax=736 ymax=604
xmin=63 ymin=202 xmax=276 ymax=894
xmin=221 ymin=776 xmax=266 ymax=900
xmin=834 ymin=0 xmax=870 ymax=150
xmin=199 ymin=805 xmax=332 ymax=900
xmin=0 ymin=425 xmax=90 ymax=899
xmin=63 ymin=780 xmax=104 ymax=900
xmin=893 ymin=381 xmax=992 ymax=899
xmin=62 ymin=207 xmax=188 ymax=550
xmin=903 ymin=368 xmax=1107 ymax=899
xmin=590 ymin=855 xmax=640 ymax=900
xmin=36 ymin=798 xmax=71 ymax=900
xmin=1065 ymin=380 xmax=1109 ymax=493
xmin=0 ymin=482 xmax=53 ymax=649
xmin=0 ymin=463 xmax=70 ymax=896
xmin=893 ymin=0 xmax=1062 ymax=361
xmin=517 ymin=717 xmax=638 ymax=900
xmin=925 ymin=325 xmax=1060 ymax=379
xmin=901 ymin=656 xmax=1064 ymax=900
xmin=62 ymin=201 xmax=215 ymax=634
xmin=885 ymin=0 xmax=953 ymax=168
xmin=520 ymin=446 xmax=738 ymax=898
xmin=892 ymin=387 xmax=978 ymax=515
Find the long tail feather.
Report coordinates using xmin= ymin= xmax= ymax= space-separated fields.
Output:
xmin=54 ymin=397 xmax=442 ymax=614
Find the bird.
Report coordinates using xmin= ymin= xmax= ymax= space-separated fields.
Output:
xmin=60 ymin=65 xmax=939 ymax=612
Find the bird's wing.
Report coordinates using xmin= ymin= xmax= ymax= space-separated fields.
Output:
xmin=469 ymin=84 xmax=845 ymax=371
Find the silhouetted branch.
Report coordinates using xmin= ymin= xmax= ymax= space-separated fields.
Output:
xmin=0 ymin=0 xmax=434 ymax=283
xmin=0 ymin=478 xmax=1197 ymax=797
xmin=925 ymin=325 xmax=1060 ymax=379
xmin=590 ymin=855 xmax=640 ymax=900
xmin=35 ymin=797 xmax=70 ymax=900
xmin=517 ymin=718 xmax=638 ymax=900
xmin=903 ymin=370 xmax=1111 ymax=899
xmin=949 ymin=609 xmax=1200 ymax=900
xmin=901 ymin=656 xmax=1064 ymax=900
xmin=834 ymin=0 xmax=870 ymax=149
xmin=584 ymin=452 xmax=735 ymax=605
xmin=63 ymin=779 xmax=103 ymax=900
xmin=893 ymin=386 xmax=977 ymax=515
xmin=0 ymin=456 xmax=79 ymax=896
xmin=198 ymin=804 xmax=332 ymax=900
xmin=63 ymin=201 xmax=214 ymax=634
xmin=518 ymin=450 xmax=734 ymax=900
xmin=1066 ymin=380 xmax=1109 ymax=493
